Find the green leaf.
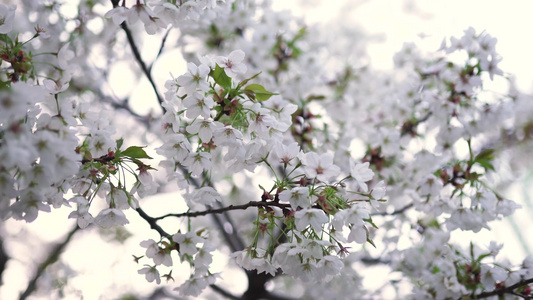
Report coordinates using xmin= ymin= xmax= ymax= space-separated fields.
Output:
xmin=120 ymin=146 xmax=152 ymax=159
xmin=475 ymin=253 xmax=492 ymax=263
xmin=0 ymin=80 xmax=10 ymax=90
xmin=306 ymin=94 xmax=326 ymax=102
xmin=212 ymin=64 xmax=232 ymax=89
xmin=366 ymin=237 xmax=376 ymax=248
xmin=244 ymin=84 xmax=277 ymax=101
xmin=426 ymin=218 xmax=441 ymax=229
xmin=363 ymin=217 xmax=379 ymax=229
xmin=116 ymin=138 xmax=124 ymax=150
xmin=236 ymin=72 xmax=262 ymax=90
xmin=474 ymin=149 xmax=495 ymax=171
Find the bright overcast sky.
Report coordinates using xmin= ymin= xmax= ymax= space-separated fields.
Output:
xmin=273 ymin=0 xmax=533 ymax=91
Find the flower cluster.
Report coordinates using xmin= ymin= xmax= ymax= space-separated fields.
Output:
xmin=0 ymin=18 xmax=81 ymax=222
xmin=0 ymin=6 xmax=156 ymax=230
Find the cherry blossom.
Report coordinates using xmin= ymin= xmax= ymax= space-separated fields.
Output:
xmin=349 ymin=161 xmax=374 ymax=192
xmin=215 ymin=50 xmax=247 ymax=77
xmin=301 ymin=152 xmax=340 ymax=182
xmin=93 ymin=208 xmax=129 ymax=228
xmin=140 ymin=239 xmax=173 ymax=267
xmin=183 ymin=92 xmax=215 ymax=119
xmin=172 ymin=232 xmax=203 ymax=256
xmin=294 ymin=208 xmax=329 ymax=232
xmin=138 ymin=265 xmax=161 ymax=284
xmin=177 ymin=62 xmax=211 ymax=95
xmin=279 ymin=187 xmax=310 ymax=210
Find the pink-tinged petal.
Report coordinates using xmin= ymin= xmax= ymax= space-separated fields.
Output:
xmin=228 ymin=49 xmax=245 ymax=63
xmin=187 ymin=62 xmax=198 ymax=74
xmin=319 ymin=153 xmax=333 ymax=167
xmin=230 ymin=63 xmax=247 ymax=74
xmin=43 ymin=79 xmax=57 ymax=91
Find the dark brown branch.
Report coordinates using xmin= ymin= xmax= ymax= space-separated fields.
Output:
xmin=119 ymin=21 xmax=164 ymax=110
xmin=469 ymin=277 xmax=533 ymax=299
xmin=360 ymin=256 xmax=391 ymax=265
xmin=208 ymin=204 xmax=245 ymax=253
xmin=146 ymin=287 xmax=181 ymax=300
xmin=209 ymin=284 xmax=240 ymax=300
xmin=262 ymin=291 xmax=299 ymax=300
xmin=19 ymin=225 xmax=80 ymax=300
xmin=135 ymin=207 xmax=172 ymax=241
xmin=0 ymin=239 xmax=8 ymax=286
xmin=149 ymin=28 xmax=172 ymax=73
xmin=154 ymin=201 xmax=291 ymax=220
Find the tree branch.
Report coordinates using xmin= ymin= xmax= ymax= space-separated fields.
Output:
xmin=119 ymin=21 xmax=164 ymax=110
xmin=209 ymin=284 xmax=240 ymax=300
xmin=149 ymin=27 xmax=172 ymax=73
xmin=262 ymin=291 xmax=299 ymax=300
xmin=370 ymin=202 xmax=414 ymax=217
xmin=19 ymin=225 xmax=80 ymax=300
xmin=0 ymin=239 xmax=8 ymax=286
xmin=154 ymin=201 xmax=291 ymax=220
xmin=135 ymin=207 xmax=172 ymax=240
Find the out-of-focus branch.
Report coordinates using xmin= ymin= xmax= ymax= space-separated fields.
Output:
xmin=19 ymin=225 xmax=80 ymax=300
xmin=0 ymin=239 xmax=8 ymax=286
xmin=262 ymin=292 xmax=298 ymax=300
xmin=207 ymin=205 xmax=245 ymax=253
xmin=179 ymin=166 xmax=246 ymax=252
xmin=146 ymin=287 xmax=181 ymax=300
xmin=360 ymin=256 xmax=391 ymax=265
xmin=105 ymin=97 xmax=151 ymax=127
xmin=70 ymin=80 xmax=151 ymax=127
xmin=110 ymin=2 xmax=164 ymax=110
xmin=209 ymin=284 xmax=240 ymax=300
xmin=370 ymin=203 xmax=414 ymax=217
xmin=149 ymin=28 xmax=172 ymax=72
xmin=120 ymin=22 xmax=164 ymax=108
xmin=470 ymin=277 xmax=533 ymax=299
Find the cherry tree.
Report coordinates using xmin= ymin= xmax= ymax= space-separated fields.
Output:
xmin=1 ymin=1 xmax=533 ymax=299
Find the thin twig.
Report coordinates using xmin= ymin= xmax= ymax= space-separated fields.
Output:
xmin=19 ymin=225 xmax=80 ymax=300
